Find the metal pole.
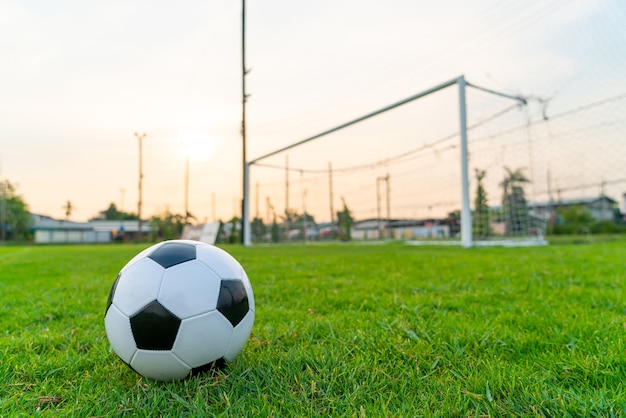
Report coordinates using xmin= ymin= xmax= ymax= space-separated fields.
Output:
xmin=243 ymin=161 xmax=251 ymax=245
xmin=241 ymin=0 xmax=250 ymax=245
xmin=385 ymin=174 xmax=390 ymax=239
xmin=0 ymin=180 xmax=5 ymax=242
xmin=376 ymin=176 xmax=382 ymax=238
xmin=328 ymin=162 xmax=335 ymax=228
xmin=0 ymin=160 xmax=4 ymax=241
xmin=466 ymin=81 xmax=527 ymax=105
xmin=0 ymin=160 xmax=5 ymax=241
xmin=134 ymin=132 xmax=146 ymax=239
xmin=302 ymin=189 xmax=307 ymax=244
xmin=458 ymin=76 xmax=472 ymax=248
xmin=255 ymin=182 xmax=260 ymax=219
xmin=284 ymin=155 xmax=289 ymax=238
xmin=184 ymin=151 xmax=189 ymax=224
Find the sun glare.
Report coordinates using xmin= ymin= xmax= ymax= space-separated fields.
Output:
xmin=179 ymin=133 xmax=221 ymax=162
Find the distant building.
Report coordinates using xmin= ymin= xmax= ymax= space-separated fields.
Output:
xmin=31 ymin=215 xmax=107 ymax=244
xmin=351 ymin=218 xmax=453 ymax=240
xmin=529 ymin=195 xmax=619 ymax=223
xmin=31 ymin=214 xmax=152 ymax=244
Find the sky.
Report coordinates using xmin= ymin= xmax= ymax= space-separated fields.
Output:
xmin=1 ymin=0 xmax=625 ymax=223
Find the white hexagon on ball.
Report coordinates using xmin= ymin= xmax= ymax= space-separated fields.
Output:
xmin=104 ymin=304 xmax=136 ymax=364
xmin=172 ymin=311 xmax=233 ymax=368
xmin=158 ymin=260 xmax=222 ymax=319
xmin=130 ymin=350 xmax=191 ymax=382
xmin=113 ymin=258 xmax=165 ymax=317
xmin=225 ymin=310 xmax=255 ymax=363
xmin=196 ymin=243 xmax=243 ymax=280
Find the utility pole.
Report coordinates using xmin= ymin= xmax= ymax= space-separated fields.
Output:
xmin=547 ymin=169 xmax=553 ymax=204
xmin=546 ymin=169 xmax=554 ymax=231
xmin=303 ymin=189 xmax=307 ymax=243
xmin=134 ymin=132 xmax=146 ymax=238
xmin=241 ymin=0 xmax=250 ymax=244
xmin=376 ymin=174 xmax=390 ymax=238
xmin=385 ymin=174 xmax=391 ymax=238
xmin=328 ymin=162 xmax=335 ymax=228
xmin=385 ymin=174 xmax=393 ymax=238
xmin=184 ymin=150 xmax=190 ymax=224
xmin=255 ymin=182 xmax=260 ymax=219
xmin=285 ymin=155 xmax=290 ymax=235
xmin=0 ymin=178 xmax=5 ymax=242
xmin=376 ymin=176 xmax=382 ymax=238
xmin=0 ymin=160 xmax=5 ymax=241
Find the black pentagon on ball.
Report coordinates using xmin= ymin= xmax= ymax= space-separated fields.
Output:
xmin=148 ymin=242 xmax=196 ymax=269
xmin=130 ymin=300 xmax=181 ymax=350
xmin=105 ymin=273 xmax=121 ymax=316
xmin=217 ymin=280 xmax=249 ymax=326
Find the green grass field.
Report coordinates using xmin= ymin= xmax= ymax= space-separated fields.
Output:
xmin=1 ymin=240 xmax=625 ymax=416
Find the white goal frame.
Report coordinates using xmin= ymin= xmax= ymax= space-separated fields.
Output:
xmin=242 ymin=75 xmax=526 ymax=247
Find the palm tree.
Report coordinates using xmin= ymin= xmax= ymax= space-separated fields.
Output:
xmin=500 ymin=167 xmax=530 ymax=236
xmin=63 ymin=200 xmax=75 ymax=220
xmin=473 ymin=168 xmax=490 ymax=239
xmin=500 ymin=167 xmax=529 ymax=197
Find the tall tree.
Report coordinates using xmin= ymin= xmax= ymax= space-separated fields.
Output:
xmin=150 ymin=210 xmax=186 ymax=241
xmin=251 ymin=217 xmax=266 ymax=242
xmin=226 ymin=216 xmax=241 ymax=244
xmin=270 ymin=215 xmax=280 ymax=243
xmin=336 ymin=197 xmax=353 ymax=241
xmin=0 ymin=180 xmax=32 ymax=241
xmin=472 ymin=168 xmax=491 ymax=239
xmin=500 ymin=167 xmax=530 ymax=236
xmin=93 ymin=203 xmax=139 ymax=221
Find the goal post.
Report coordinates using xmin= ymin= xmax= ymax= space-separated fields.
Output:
xmin=243 ymin=75 xmax=528 ymax=247
xmin=458 ymin=76 xmax=471 ymax=247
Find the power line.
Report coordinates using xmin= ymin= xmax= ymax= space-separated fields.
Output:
xmin=470 ymin=92 xmax=626 ymax=144
xmin=253 ymin=101 xmax=523 ymax=175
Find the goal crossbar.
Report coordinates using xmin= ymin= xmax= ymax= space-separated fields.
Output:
xmin=248 ymin=77 xmax=459 ymax=165
xmin=242 ymin=75 xmax=526 ymax=246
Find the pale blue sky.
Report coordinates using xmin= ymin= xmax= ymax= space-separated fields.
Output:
xmin=1 ymin=0 xmax=624 ymax=222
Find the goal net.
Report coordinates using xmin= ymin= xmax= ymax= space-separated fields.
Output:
xmin=245 ymin=77 xmax=626 ymax=246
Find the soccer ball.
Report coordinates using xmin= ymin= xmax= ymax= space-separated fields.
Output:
xmin=104 ymin=240 xmax=255 ymax=381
